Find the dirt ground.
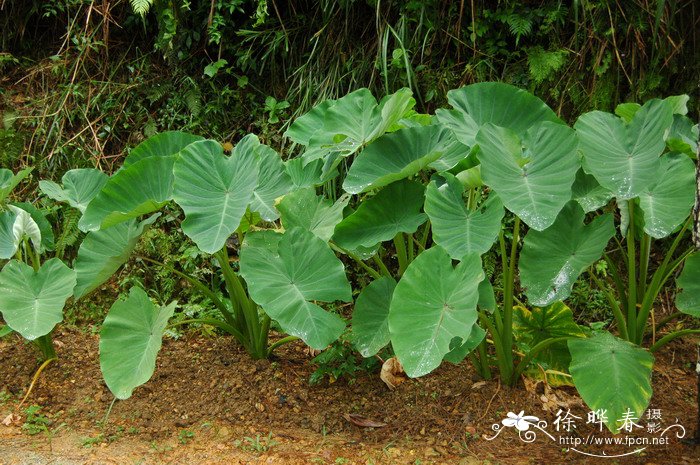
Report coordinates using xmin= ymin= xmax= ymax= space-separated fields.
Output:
xmin=0 ymin=327 xmax=698 ymax=465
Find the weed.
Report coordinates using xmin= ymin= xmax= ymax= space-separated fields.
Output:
xmin=22 ymin=405 xmax=50 ymax=435
xmin=178 ymin=429 xmax=195 ymax=444
xmin=236 ymin=431 xmax=279 ymax=453
xmin=0 ymin=389 xmax=11 ymax=405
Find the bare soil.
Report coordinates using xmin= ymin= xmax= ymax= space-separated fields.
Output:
xmin=1 ymin=327 xmax=698 ymax=465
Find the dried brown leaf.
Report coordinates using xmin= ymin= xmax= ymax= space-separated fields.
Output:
xmin=2 ymin=413 xmax=20 ymax=426
xmin=343 ymin=413 xmax=387 ymax=428
xmin=380 ymin=357 xmax=407 ymax=390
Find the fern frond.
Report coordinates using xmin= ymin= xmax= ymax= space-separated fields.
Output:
xmin=507 ymin=14 xmax=532 ymax=45
xmin=56 ymin=208 xmax=82 ymax=259
xmin=527 ymin=46 xmax=568 ymax=84
xmin=130 ymin=0 xmax=154 ymax=16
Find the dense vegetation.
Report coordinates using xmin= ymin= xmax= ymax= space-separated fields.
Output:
xmin=0 ymin=0 xmax=699 ymax=441
xmin=1 ymin=0 xmax=698 ymax=176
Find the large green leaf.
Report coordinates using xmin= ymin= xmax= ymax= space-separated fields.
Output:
xmin=8 ymin=204 xmax=42 ymax=254
xmin=39 ymin=169 xmax=108 ymax=213
xmin=666 ymin=115 xmax=698 ymax=157
xmin=322 ymin=88 xmax=413 ymax=149
xmin=0 ymin=210 xmax=17 ymax=259
xmin=333 ymin=180 xmax=426 ymax=250
xmin=513 ymin=302 xmax=585 ymax=385
xmin=568 ymin=332 xmax=654 ymax=433
xmin=0 ymin=167 xmax=32 ymax=204
xmin=285 ymin=158 xmax=324 ymax=189
xmin=278 ymin=188 xmax=349 ymax=242
xmin=100 ymin=287 xmax=176 ymax=399
xmin=173 ymin=139 xmax=258 ymax=254
xmin=239 ymin=136 xmax=293 ymax=221
xmin=123 ymin=131 xmax=202 ymax=167
xmin=520 ymin=202 xmax=614 ymax=307
xmin=424 ymin=173 xmax=503 ymax=258
xmin=239 ymin=228 xmax=352 ymax=349
xmin=676 ymin=252 xmax=700 ymax=317
xmin=442 ymin=323 xmax=486 ymax=364
xmin=571 ymin=169 xmax=613 ymax=213
xmin=575 ymin=99 xmax=673 ymax=200
xmin=476 ymin=121 xmax=579 ymax=230
xmin=296 ymin=89 xmax=414 ymax=172
xmin=79 ymin=156 xmax=175 ymax=232
xmin=0 ymin=258 xmax=76 ymax=340
xmin=285 ymin=100 xmax=336 ymax=145
xmin=13 ymin=202 xmax=54 ymax=253
xmin=73 ymin=215 xmax=159 ymax=299
xmin=343 ymin=125 xmax=455 ymax=194
xmin=638 ymin=153 xmax=695 ymax=239
xmin=351 ymin=276 xmax=396 ymax=357
xmin=436 ymin=82 xmax=561 ymax=147
xmin=389 ymin=247 xmax=483 ymax=377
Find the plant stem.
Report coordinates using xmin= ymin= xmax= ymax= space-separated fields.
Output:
xmin=267 ymin=335 xmax=300 ymax=355
xmin=35 ymin=334 xmax=57 ymax=360
xmin=500 ymin=216 xmax=520 ymax=385
xmin=588 ymin=268 xmax=629 ymax=340
xmin=330 ymin=243 xmax=382 ymax=280
xmin=393 ymin=233 xmax=408 ymax=276
xmin=635 ymin=218 xmax=692 ymax=342
xmin=137 ymin=255 xmax=235 ymax=327
xmin=477 ymin=339 xmax=492 ymax=379
xmin=512 ymin=336 xmax=571 ymax=380
xmin=638 ymin=232 xmax=651 ymax=301
xmin=649 ymin=330 xmax=700 ymax=353
xmin=626 ymin=199 xmax=638 ymax=343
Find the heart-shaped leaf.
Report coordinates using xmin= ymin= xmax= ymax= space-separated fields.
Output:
xmin=236 ymin=134 xmax=293 ymax=221
xmin=477 ymin=121 xmax=579 ymax=230
xmin=638 ymin=153 xmax=695 ymax=239
xmin=351 ymin=276 xmax=396 ymax=358
xmin=389 ymin=247 xmax=484 ymax=377
xmin=442 ymin=324 xmax=486 ymax=364
xmin=333 ymin=180 xmax=427 ymax=250
xmin=424 ymin=173 xmax=503 ymax=258
xmin=514 ymin=302 xmax=585 ymax=385
xmin=520 ymin=202 xmax=614 ymax=307
xmin=285 ymin=158 xmax=324 ymax=189
xmin=100 ymin=287 xmax=176 ymax=399
xmin=571 ymin=169 xmax=613 ymax=213
xmin=122 ymin=131 xmax=202 ymax=167
xmin=343 ymin=125 xmax=455 ymax=194
xmin=0 ymin=210 xmax=17 ymax=259
xmin=173 ymin=140 xmax=258 ymax=254
xmin=12 ymin=202 xmax=54 ymax=253
xmin=676 ymin=252 xmax=700 ymax=317
xmin=73 ymin=215 xmax=160 ymax=299
xmin=575 ymin=99 xmax=673 ymax=200
xmin=79 ymin=156 xmax=175 ymax=232
xmin=436 ymin=82 xmax=561 ymax=147
xmin=0 ymin=258 xmax=76 ymax=340
xmin=568 ymin=332 xmax=654 ymax=433
xmin=239 ymin=228 xmax=352 ymax=349
xmin=278 ymin=188 xmax=349 ymax=242
xmin=0 ymin=167 xmax=32 ymax=204
xmin=39 ymin=168 xmax=108 ymax=213
xmin=8 ymin=205 xmax=42 ymax=254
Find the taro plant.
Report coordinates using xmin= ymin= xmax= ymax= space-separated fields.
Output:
xmin=82 ymin=131 xmax=354 ymax=399
xmin=0 ymin=166 xmax=151 ymax=363
xmin=289 ymin=82 xmax=698 ymax=433
xmin=574 ymin=96 xmax=700 ymax=349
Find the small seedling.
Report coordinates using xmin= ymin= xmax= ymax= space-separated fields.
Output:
xmin=178 ymin=429 xmax=195 ymax=444
xmin=237 ymin=431 xmax=279 ymax=453
xmin=22 ymin=405 xmax=50 ymax=435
